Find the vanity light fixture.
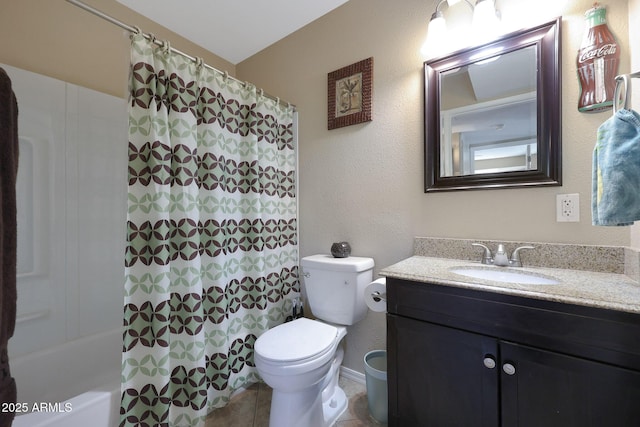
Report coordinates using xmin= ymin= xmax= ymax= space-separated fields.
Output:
xmin=421 ymin=0 xmax=501 ymax=58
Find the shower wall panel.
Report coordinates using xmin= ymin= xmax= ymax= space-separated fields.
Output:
xmin=3 ymin=63 xmax=126 ymax=403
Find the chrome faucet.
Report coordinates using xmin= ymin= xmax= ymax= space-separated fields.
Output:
xmin=493 ymin=244 xmax=509 ymax=266
xmin=472 ymin=243 xmax=535 ymax=267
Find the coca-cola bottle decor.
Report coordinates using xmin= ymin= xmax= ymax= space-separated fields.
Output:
xmin=577 ymin=3 xmax=620 ymax=113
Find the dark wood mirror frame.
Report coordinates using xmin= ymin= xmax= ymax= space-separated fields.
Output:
xmin=424 ymin=18 xmax=562 ymax=192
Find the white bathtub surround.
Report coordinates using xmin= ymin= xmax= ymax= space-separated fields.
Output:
xmin=10 ymin=328 xmax=121 ymax=405
xmin=4 ymin=63 xmax=126 ymax=408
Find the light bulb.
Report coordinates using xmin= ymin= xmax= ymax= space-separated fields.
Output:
xmin=472 ymin=0 xmax=500 ymax=43
xmin=421 ymin=12 xmax=447 ymax=58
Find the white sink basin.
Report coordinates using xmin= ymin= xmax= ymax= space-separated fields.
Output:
xmin=449 ymin=266 xmax=560 ymax=285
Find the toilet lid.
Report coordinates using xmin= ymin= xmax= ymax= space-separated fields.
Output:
xmin=255 ymin=318 xmax=338 ymax=362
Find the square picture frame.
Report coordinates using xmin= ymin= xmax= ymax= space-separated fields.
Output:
xmin=327 ymin=57 xmax=373 ymax=130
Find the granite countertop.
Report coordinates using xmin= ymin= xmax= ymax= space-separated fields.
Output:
xmin=380 ymin=256 xmax=640 ymax=315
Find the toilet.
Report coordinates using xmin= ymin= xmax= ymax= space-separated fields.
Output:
xmin=254 ymin=254 xmax=374 ymax=427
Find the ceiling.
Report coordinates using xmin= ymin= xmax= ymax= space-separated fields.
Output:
xmin=116 ymin=0 xmax=349 ymax=65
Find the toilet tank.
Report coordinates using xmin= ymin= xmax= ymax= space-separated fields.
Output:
xmin=300 ymin=254 xmax=374 ymax=325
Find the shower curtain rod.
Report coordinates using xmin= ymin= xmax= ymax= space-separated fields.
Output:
xmin=65 ymin=0 xmax=296 ymax=111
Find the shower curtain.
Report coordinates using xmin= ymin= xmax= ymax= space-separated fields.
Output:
xmin=121 ymin=34 xmax=298 ymax=427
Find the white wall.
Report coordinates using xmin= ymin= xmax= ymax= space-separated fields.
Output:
xmin=237 ymin=0 xmax=634 ymax=373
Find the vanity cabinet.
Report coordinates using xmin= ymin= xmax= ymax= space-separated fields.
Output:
xmin=386 ymin=278 xmax=640 ymax=427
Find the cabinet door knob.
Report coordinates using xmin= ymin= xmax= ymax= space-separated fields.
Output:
xmin=483 ymin=356 xmax=496 ymax=369
xmin=503 ymin=363 xmax=516 ymax=375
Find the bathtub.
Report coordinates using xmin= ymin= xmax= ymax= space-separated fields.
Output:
xmin=10 ymin=327 xmax=121 ymax=427
xmin=12 ymin=382 xmax=120 ymax=427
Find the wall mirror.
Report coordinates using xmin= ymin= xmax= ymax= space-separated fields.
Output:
xmin=424 ymin=18 xmax=561 ymax=192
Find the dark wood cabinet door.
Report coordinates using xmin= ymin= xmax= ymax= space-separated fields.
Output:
xmin=388 ymin=315 xmax=499 ymax=427
xmin=500 ymin=341 xmax=640 ymax=427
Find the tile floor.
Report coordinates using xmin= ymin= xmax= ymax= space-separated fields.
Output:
xmin=205 ymin=376 xmax=386 ymax=427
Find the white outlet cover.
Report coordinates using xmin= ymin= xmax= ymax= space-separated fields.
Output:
xmin=556 ymin=193 xmax=580 ymax=222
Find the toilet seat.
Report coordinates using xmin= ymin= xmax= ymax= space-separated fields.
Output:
xmin=255 ymin=318 xmax=338 ymax=363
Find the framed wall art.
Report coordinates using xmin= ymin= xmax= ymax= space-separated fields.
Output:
xmin=327 ymin=57 xmax=373 ymax=130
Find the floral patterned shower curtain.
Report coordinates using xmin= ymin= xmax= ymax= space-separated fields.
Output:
xmin=121 ymin=34 xmax=298 ymax=427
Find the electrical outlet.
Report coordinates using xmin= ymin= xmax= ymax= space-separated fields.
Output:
xmin=556 ymin=193 xmax=580 ymax=222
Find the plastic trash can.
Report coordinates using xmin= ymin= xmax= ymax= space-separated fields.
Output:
xmin=364 ymin=350 xmax=387 ymax=424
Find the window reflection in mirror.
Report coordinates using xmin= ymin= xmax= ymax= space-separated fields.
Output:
xmin=439 ymin=46 xmax=538 ymax=177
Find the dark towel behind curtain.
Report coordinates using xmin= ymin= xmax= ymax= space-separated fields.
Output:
xmin=0 ymin=67 xmax=19 ymax=427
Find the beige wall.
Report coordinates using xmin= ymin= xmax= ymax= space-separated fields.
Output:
xmin=0 ymin=0 xmax=234 ymax=98
xmin=237 ymin=0 xmax=635 ymax=372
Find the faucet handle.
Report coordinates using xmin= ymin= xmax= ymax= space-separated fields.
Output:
xmin=509 ymin=245 xmax=535 ymax=267
xmin=472 ymin=243 xmax=493 ymax=265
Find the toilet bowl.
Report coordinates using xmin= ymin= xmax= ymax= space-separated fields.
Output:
xmin=255 ymin=318 xmax=347 ymax=427
xmin=254 ymin=254 xmax=374 ymax=427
